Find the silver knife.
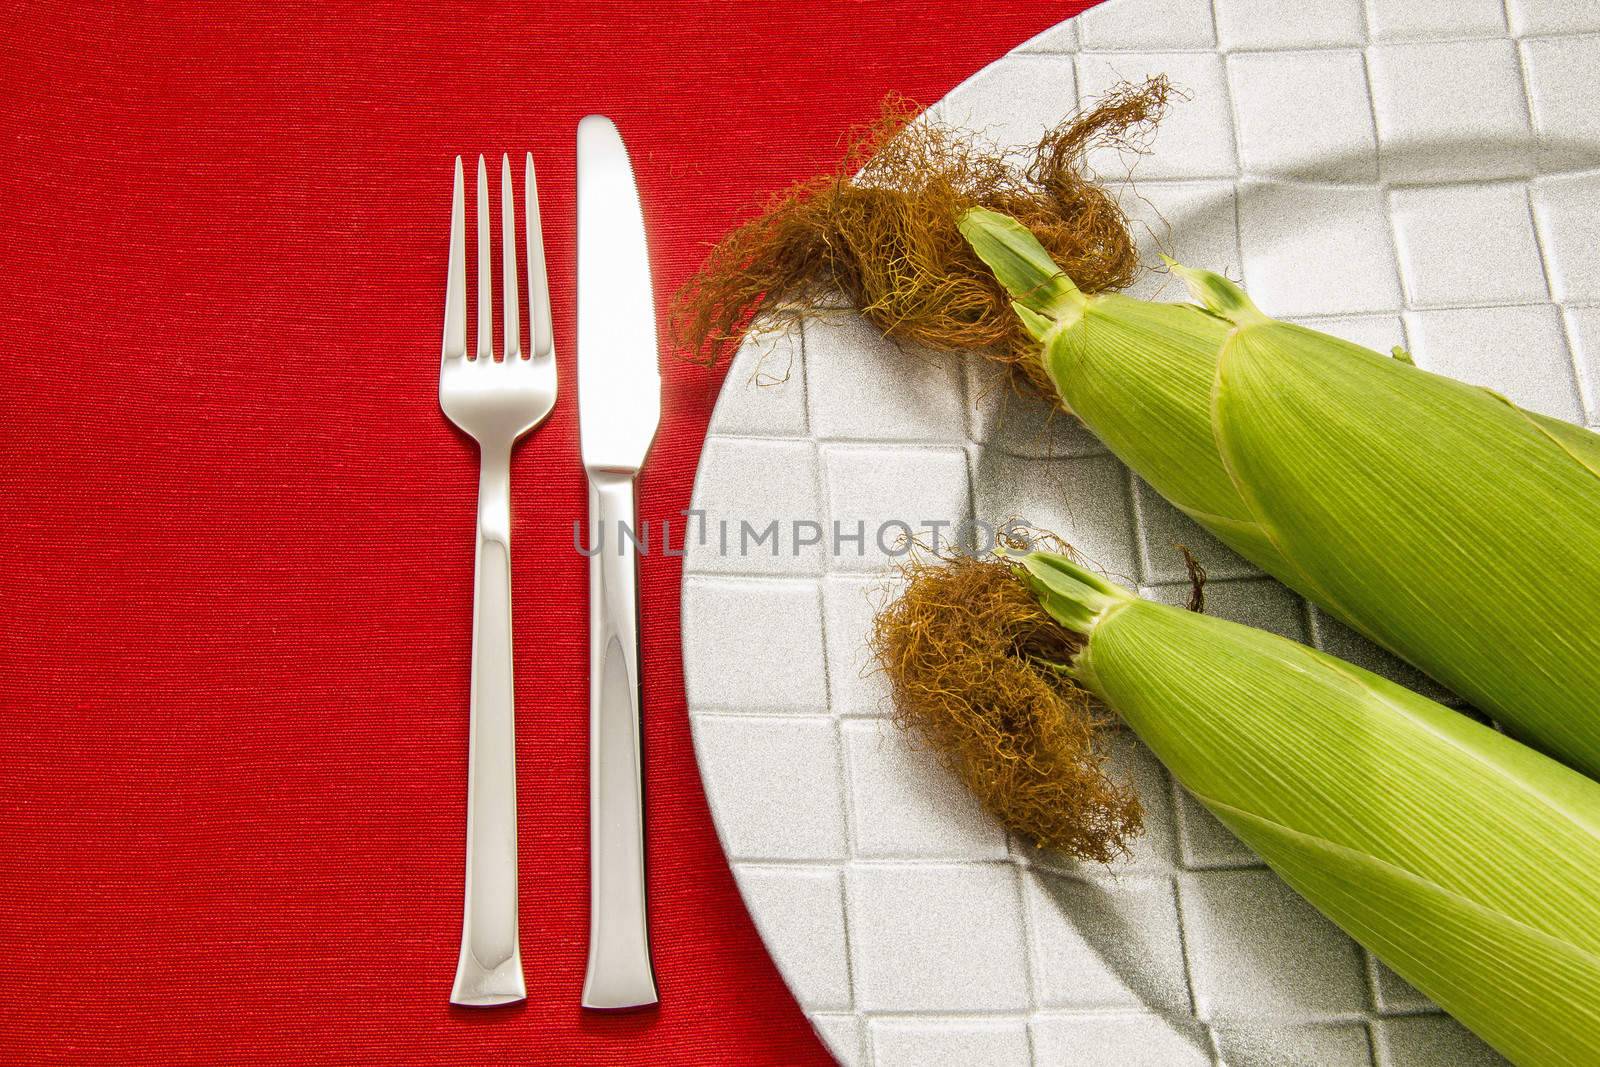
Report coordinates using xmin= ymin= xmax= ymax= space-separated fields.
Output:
xmin=577 ymin=114 xmax=660 ymax=1011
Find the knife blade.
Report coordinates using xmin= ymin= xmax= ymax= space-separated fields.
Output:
xmin=576 ymin=113 xmax=660 ymax=1012
xmin=578 ymin=115 xmax=661 ymax=473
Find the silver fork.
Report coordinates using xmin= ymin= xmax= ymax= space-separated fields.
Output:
xmin=440 ymin=153 xmax=556 ymax=1007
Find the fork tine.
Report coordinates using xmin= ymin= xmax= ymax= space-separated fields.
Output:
xmin=525 ymin=152 xmax=553 ymax=360
xmin=501 ymin=155 xmax=521 ymax=361
xmin=476 ymin=155 xmax=492 ymax=361
xmin=443 ymin=156 xmax=466 ymax=361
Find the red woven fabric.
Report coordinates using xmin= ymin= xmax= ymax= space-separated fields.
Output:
xmin=0 ymin=2 xmax=1083 ymax=1062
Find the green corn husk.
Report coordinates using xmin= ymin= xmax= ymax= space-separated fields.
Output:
xmin=960 ymin=206 xmax=1600 ymax=779
xmin=1014 ymin=548 xmax=1600 ymax=1066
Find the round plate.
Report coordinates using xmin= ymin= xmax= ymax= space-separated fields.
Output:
xmin=682 ymin=1 xmax=1599 ymax=1063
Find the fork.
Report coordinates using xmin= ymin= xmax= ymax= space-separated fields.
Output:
xmin=440 ymin=153 xmax=556 ymax=1007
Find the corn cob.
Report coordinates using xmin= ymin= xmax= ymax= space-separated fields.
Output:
xmin=961 ymin=206 xmax=1600 ymax=779
xmin=1012 ymin=548 xmax=1600 ymax=1066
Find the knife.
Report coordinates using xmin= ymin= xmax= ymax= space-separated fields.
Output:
xmin=577 ymin=114 xmax=661 ymax=1011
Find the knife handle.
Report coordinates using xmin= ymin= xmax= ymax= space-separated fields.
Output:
xmin=582 ymin=470 xmax=658 ymax=1010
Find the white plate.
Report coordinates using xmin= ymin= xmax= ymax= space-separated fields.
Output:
xmin=682 ymin=1 xmax=1600 ymax=1063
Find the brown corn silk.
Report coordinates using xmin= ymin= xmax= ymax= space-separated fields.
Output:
xmin=870 ymin=550 xmax=1142 ymax=860
xmin=670 ymin=79 xmax=1171 ymax=395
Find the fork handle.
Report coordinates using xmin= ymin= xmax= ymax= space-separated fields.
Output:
xmin=451 ymin=444 xmax=526 ymax=1007
xmin=582 ymin=471 xmax=658 ymax=1010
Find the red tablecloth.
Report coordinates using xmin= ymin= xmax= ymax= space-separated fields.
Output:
xmin=0 ymin=3 xmax=1083 ymax=1062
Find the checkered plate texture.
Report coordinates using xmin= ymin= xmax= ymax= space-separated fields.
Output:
xmin=682 ymin=0 xmax=1600 ymax=1062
